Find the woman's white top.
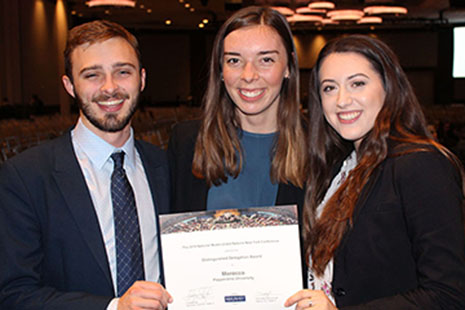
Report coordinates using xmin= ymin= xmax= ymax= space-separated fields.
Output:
xmin=308 ymin=150 xmax=357 ymax=304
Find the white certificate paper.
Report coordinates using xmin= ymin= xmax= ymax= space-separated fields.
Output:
xmin=159 ymin=205 xmax=303 ymax=310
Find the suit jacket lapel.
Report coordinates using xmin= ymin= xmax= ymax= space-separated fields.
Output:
xmin=136 ymin=141 xmax=170 ymax=215
xmin=336 ymin=163 xmax=383 ymax=256
xmin=136 ymin=141 xmax=170 ymax=284
xmin=52 ymin=133 xmax=113 ymax=290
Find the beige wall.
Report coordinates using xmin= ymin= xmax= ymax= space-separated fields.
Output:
xmin=292 ymin=31 xmax=440 ymax=106
xmin=0 ymin=0 xmax=22 ymax=106
xmin=0 ymin=0 xmax=70 ymax=113
xmin=0 ymin=3 xmax=461 ymax=113
xmin=138 ymin=32 xmax=191 ymax=103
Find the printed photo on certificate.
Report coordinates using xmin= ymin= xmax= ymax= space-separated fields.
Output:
xmin=159 ymin=205 xmax=303 ymax=310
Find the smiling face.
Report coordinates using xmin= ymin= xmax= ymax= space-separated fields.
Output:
xmin=319 ymin=52 xmax=386 ymax=149
xmin=62 ymin=37 xmax=145 ymax=138
xmin=222 ymin=25 xmax=289 ymax=133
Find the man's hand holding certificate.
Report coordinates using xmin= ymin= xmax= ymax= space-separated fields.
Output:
xmin=159 ymin=205 xmax=303 ymax=309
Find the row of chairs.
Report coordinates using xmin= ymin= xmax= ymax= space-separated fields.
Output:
xmin=0 ymin=106 xmax=201 ymax=164
xmin=422 ymin=104 xmax=465 ymax=124
xmin=0 ymin=132 xmax=59 ymax=163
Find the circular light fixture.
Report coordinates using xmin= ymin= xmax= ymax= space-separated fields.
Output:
xmin=327 ymin=9 xmax=364 ymax=21
xmin=271 ymin=6 xmax=294 ymax=17
xmin=86 ymin=0 xmax=135 ymax=7
xmin=363 ymin=6 xmax=407 ymax=15
xmin=321 ymin=18 xmax=339 ymax=25
xmin=357 ymin=16 xmax=382 ymax=24
xmin=308 ymin=1 xmax=335 ymax=10
xmin=287 ymin=14 xmax=323 ymax=23
xmin=202 ymin=18 xmax=209 ymax=24
xmin=296 ymin=7 xmax=326 ymax=14
xmin=198 ymin=23 xmax=205 ymax=28
xmin=165 ymin=19 xmax=172 ymax=25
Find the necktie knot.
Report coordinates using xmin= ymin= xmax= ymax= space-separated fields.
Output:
xmin=111 ymin=152 xmax=125 ymax=170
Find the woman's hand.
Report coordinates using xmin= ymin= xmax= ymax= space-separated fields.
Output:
xmin=284 ymin=289 xmax=337 ymax=310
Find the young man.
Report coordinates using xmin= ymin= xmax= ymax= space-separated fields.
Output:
xmin=0 ymin=20 xmax=172 ymax=310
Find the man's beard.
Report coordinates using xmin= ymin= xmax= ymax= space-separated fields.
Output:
xmin=76 ymin=90 xmax=139 ymax=133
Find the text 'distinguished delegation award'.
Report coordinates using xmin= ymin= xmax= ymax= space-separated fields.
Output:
xmin=159 ymin=205 xmax=303 ymax=310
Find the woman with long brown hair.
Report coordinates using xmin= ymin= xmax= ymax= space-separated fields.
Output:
xmin=286 ymin=35 xmax=465 ymax=309
xmin=168 ymin=6 xmax=306 ymax=213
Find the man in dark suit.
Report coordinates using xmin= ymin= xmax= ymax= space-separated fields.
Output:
xmin=0 ymin=20 xmax=172 ymax=310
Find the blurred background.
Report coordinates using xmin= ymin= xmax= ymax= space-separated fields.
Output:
xmin=1 ymin=0 xmax=465 ymax=164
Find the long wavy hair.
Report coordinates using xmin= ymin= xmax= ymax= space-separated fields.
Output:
xmin=303 ymin=34 xmax=465 ymax=276
xmin=191 ymin=6 xmax=307 ymax=188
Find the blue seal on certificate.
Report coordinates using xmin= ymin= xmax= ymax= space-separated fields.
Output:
xmin=225 ymin=295 xmax=246 ymax=303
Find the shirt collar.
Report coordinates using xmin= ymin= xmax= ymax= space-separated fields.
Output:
xmin=72 ymin=117 xmax=136 ymax=170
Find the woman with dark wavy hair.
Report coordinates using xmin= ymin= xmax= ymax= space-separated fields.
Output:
xmin=286 ymin=35 xmax=465 ymax=309
xmin=168 ymin=6 xmax=306 ymax=213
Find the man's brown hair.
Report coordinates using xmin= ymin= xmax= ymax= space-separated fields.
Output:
xmin=63 ymin=20 xmax=141 ymax=81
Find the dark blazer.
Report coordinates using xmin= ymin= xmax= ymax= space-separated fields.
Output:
xmin=332 ymin=149 xmax=465 ymax=309
xmin=167 ymin=120 xmax=305 ymax=213
xmin=0 ymin=132 xmax=170 ymax=310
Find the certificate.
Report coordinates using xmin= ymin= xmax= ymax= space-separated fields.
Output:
xmin=159 ymin=205 xmax=303 ymax=310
